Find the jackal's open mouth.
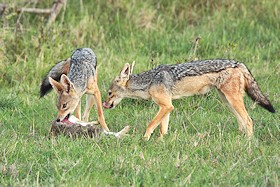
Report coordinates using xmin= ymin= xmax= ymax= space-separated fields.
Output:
xmin=61 ymin=114 xmax=73 ymax=124
xmin=103 ymin=101 xmax=113 ymax=109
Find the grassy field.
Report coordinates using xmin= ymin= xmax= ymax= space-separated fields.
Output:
xmin=0 ymin=0 xmax=279 ymax=186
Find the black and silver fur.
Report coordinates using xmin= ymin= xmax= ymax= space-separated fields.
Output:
xmin=40 ymin=48 xmax=97 ymax=97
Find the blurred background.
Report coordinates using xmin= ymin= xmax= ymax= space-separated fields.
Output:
xmin=0 ymin=0 xmax=279 ymax=92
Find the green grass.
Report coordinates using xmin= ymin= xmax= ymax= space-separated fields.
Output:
xmin=0 ymin=0 xmax=279 ymax=186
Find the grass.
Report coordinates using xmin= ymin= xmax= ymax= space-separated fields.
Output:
xmin=0 ymin=0 xmax=279 ymax=186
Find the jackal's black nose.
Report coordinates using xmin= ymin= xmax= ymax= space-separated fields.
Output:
xmin=56 ymin=118 xmax=60 ymax=122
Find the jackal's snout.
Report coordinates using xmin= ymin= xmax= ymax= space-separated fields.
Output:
xmin=56 ymin=113 xmax=70 ymax=123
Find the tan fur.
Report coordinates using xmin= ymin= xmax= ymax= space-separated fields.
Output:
xmin=172 ymin=74 xmax=216 ymax=99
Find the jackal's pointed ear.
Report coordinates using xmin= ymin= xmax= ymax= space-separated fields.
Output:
xmin=60 ymin=74 xmax=76 ymax=94
xmin=120 ymin=63 xmax=131 ymax=79
xmin=49 ymin=77 xmax=63 ymax=94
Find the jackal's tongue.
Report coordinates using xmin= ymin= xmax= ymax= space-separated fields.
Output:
xmin=61 ymin=114 xmax=73 ymax=124
xmin=103 ymin=102 xmax=111 ymax=109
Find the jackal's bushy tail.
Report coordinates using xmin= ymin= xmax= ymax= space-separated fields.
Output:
xmin=239 ymin=63 xmax=275 ymax=113
xmin=40 ymin=59 xmax=71 ymax=97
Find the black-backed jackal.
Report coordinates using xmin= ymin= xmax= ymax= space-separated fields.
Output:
xmin=103 ymin=60 xmax=275 ymax=140
xmin=40 ymin=48 xmax=109 ymax=131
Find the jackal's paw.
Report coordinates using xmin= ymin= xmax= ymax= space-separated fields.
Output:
xmin=246 ymin=132 xmax=254 ymax=140
xmin=143 ymin=134 xmax=151 ymax=141
xmin=103 ymin=127 xmax=110 ymax=132
xmin=81 ymin=113 xmax=88 ymax=120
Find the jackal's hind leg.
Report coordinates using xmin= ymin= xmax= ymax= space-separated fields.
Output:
xmin=83 ymin=94 xmax=95 ymax=122
xmin=219 ymin=90 xmax=253 ymax=137
xmin=217 ymin=90 xmax=245 ymax=133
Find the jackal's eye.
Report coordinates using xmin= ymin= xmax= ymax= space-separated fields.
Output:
xmin=108 ymin=91 xmax=112 ymax=96
xmin=62 ymin=103 xmax=67 ymax=109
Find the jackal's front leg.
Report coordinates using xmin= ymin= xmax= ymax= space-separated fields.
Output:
xmin=144 ymin=105 xmax=173 ymax=140
xmin=75 ymin=100 xmax=81 ymax=120
xmin=160 ymin=113 xmax=170 ymax=137
xmin=83 ymin=95 xmax=95 ymax=122
xmin=93 ymin=88 xmax=110 ymax=132
xmin=144 ymin=90 xmax=173 ymax=140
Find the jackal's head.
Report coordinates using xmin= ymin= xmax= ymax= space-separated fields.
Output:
xmin=49 ymin=74 xmax=80 ymax=122
xmin=103 ymin=62 xmax=135 ymax=109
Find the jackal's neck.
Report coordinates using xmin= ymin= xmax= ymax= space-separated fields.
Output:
xmin=124 ymin=75 xmax=151 ymax=100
